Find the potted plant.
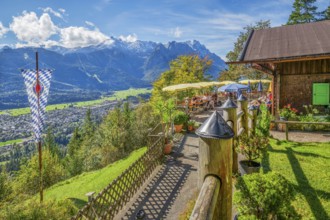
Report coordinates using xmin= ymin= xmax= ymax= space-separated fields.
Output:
xmin=187 ymin=119 xmax=196 ymax=132
xmin=153 ymin=99 xmax=175 ymax=154
xmin=234 ymin=172 xmax=297 ymax=220
xmin=278 ymin=104 xmax=298 ymax=131
xmin=235 ymin=133 xmax=269 ymax=175
xmin=279 ymin=104 xmax=298 ymax=121
xmin=173 ymin=111 xmax=188 ymax=133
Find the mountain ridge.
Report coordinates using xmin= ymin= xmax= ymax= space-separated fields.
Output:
xmin=0 ymin=38 xmax=227 ymax=109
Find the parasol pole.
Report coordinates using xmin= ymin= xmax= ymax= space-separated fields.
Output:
xmin=36 ymin=52 xmax=43 ymax=202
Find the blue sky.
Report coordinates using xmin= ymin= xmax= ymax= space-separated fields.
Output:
xmin=0 ymin=0 xmax=329 ymax=59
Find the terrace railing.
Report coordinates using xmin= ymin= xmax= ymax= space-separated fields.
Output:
xmin=190 ymin=97 xmax=257 ymax=220
xmin=72 ymin=124 xmax=164 ymax=220
xmin=273 ymin=120 xmax=330 ymax=141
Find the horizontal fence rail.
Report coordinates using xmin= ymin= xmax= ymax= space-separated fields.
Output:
xmin=273 ymin=120 xmax=330 ymax=141
xmin=72 ymin=126 xmax=164 ymax=220
xmin=190 ymin=176 xmax=221 ymax=220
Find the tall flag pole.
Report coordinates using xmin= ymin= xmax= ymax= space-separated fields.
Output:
xmin=36 ymin=52 xmax=43 ymax=202
xmin=21 ymin=52 xmax=53 ymax=203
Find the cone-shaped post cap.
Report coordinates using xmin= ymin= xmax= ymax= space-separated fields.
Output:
xmin=237 ymin=94 xmax=247 ymax=101
xmin=196 ymin=111 xmax=234 ymax=139
xmin=220 ymin=97 xmax=237 ymax=109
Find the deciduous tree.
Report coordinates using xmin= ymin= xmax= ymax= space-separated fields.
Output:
xmin=221 ymin=20 xmax=271 ymax=81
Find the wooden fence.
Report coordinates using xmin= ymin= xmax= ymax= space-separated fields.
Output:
xmin=190 ymin=97 xmax=258 ymax=220
xmin=72 ymin=124 xmax=164 ymax=220
xmin=273 ymin=120 xmax=330 ymax=141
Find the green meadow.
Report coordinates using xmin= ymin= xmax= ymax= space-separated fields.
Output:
xmin=0 ymin=139 xmax=23 ymax=147
xmin=0 ymin=88 xmax=151 ymax=116
xmin=44 ymin=147 xmax=147 ymax=208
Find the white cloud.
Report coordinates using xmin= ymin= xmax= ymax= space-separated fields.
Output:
xmin=85 ymin=21 xmax=95 ymax=27
xmin=40 ymin=7 xmax=64 ymax=19
xmin=60 ymin=26 xmax=110 ymax=48
xmin=119 ymin=34 xmax=138 ymax=42
xmin=0 ymin=22 xmax=8 ymax=38
xmin=10 ymin=11 xmax=58 ymax=43
xmin=58 ymin=8 xmax=66 ymax=14
xmin=171 ymin=27 xmax=182 ymax=38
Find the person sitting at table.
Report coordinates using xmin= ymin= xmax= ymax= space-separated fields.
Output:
xmin=201 ymin=94 xmax=211 ymax=110
xmin=266 ymin=92 xmax=272 ymax=112
xmin=208 ymin=100 xmax=215 ymax=110
xmin=211 ymin=93 xmax=217 ymax=105
xmin=189 ymin=96 xmax=198 ymax=111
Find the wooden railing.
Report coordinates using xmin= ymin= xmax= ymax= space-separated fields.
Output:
xmin=190 ymin=175 xmax=221 ymax=220
xmin=190 ymin=97 xmax=258 ymax=220
xmin=72 ymin=125 xmax=164 ymax=220
xmin=273 ymin=120 xmax=330 ymax=141
xmin=147 ymin=123 xmax=164 ymax=147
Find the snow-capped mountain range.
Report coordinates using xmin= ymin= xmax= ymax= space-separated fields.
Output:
xmin=0 ymin=38 xmax=227 ymax=109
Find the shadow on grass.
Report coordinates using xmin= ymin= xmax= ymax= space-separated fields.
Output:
xmin=68 ymin=198 xmax=87 ymax=209
xmin=261 ymin=145 xmax=271 ymax=173
xmin=262 ymin=143 xmax=329 ymax=219
xmin=286 ymin=148 xmax=328 ymax=219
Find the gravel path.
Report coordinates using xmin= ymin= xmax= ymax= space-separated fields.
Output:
xmin=114 ymin=133 xmax=199 ymax=220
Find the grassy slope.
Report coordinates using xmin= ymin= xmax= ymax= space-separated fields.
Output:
xmin=44 ymin=147 xmax=147 ymax=208
xmin=0 ymin=88 xmax=151 ymax=116
xmin=261 ymin=139 xmax=330 ymax=219
xmin=0 ymin=139 xmax=23 ymax=147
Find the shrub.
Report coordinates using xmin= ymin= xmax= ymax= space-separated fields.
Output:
xmin=187 ymin=119 xmax=196 ymax=126
xmin=279 ymin=104 xmax=298 ymax=120
xmin=234 ymin=172 xmax=298 ymax=220
xmin=235 ymin=133 xmax=269 ymax=166
xmin=256 ymin=104 xmax=272 ymax=137
xmin=0 ymin=198 xmax=77 ymax=220
xmin=13 ymin=149 xmax=66 ymax=196
xmin=173 ymin=111 xmax=189 ymax=125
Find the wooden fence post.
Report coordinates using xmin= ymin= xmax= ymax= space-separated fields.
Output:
xmin=248 ymin=106 xmax=258 ymax=135
xmin=221 ymin=97 xmax=238 ymax=174
xmin=237 ymin=94 xmax=249 ymax=135
xmin=195 ymin=111 xmax=234 ymax=220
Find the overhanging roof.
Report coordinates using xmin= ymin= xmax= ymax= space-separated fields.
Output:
xmin=230 ymin=20 xmax=330 ymax=64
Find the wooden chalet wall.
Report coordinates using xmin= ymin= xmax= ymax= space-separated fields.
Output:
xmin=274 ymin=59 xmax=330 ymax=113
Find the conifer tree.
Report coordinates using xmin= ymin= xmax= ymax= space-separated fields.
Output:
xmin=0 ymin=169 xmax=12 ymax=202
xmin=287 ymin=0 xmax=318 ymax=24
xmin=67 ymin=127 xmax=81 ymax=157
xmin=44 ymin=127 xmax=60 ymax=158
xmin=322 ymin=6 xmax=330 ymax=20
xmin=82 ymin=109 xmax=95 ymax=139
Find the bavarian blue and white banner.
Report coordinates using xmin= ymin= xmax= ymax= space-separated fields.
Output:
xmin=21 ymin=69 xmax=53 ymax=142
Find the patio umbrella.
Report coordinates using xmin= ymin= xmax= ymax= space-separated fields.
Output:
xmin=247 ymin=81 xmax=252 ymax=93
xmin=257 ymin=81 xmax=263 ymax=92
xmin=218 ymin=83 xmax=249 ymax=92
xmin=239 ymin=79 xmax=271 ymax=84
xmin=268 ymin=81 xmax=272 ymax=92
xmin=236 ymin=89 xmax=242 ymax=98
xmin=162 ymin=83 xmax=202 ymax=92
xmin=219 ymin=80 xmax=236 ymax=86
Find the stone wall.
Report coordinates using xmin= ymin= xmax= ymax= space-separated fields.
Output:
xmin=276 ymin=59 xmax=330 ymax=113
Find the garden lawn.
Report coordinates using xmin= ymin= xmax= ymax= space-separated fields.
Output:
xmin=261 ymin=139 xmax=330 ymax=219
xmin=44 ymin=147 xmax=147 ymax=208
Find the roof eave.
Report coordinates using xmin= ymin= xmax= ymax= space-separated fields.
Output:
xmin=226 ymin=53 xmax=330 ymax=65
